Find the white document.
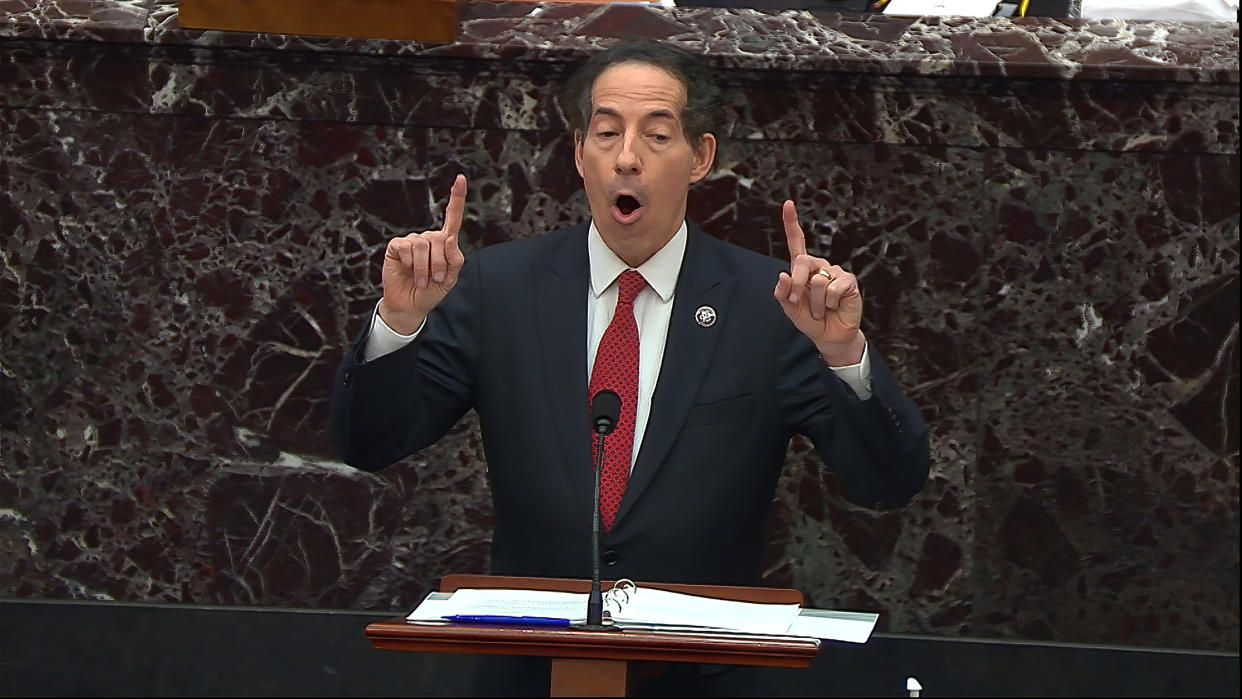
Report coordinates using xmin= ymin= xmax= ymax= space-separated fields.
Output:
xmin=411 ymin=588 xmax=589 ymax=621
xmin=883 ymin=0 xmax=1001 ymax=16
xmin=406 ymin=587 xmax=875 ymax=643
xmin=407 ymin=587 xmax=798 ymax=635
xmin=787 ymin=608 xmax=879 ymax=644
xmin=609 ymin=587 xmax=802 ymax=636
xmin=405 ymin=591 xmax=459 ymax=621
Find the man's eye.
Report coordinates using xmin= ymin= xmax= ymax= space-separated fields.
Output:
xmin=597 ymin=130 xmax=618 ymax=138
xmin=650 ymin=134 xmax=670 ymax=143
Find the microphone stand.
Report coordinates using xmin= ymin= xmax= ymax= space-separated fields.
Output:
xmin=582 ymin=389 xmax=620 ymax=632
xmin=586 ymin=430 xmax=607 ymax=628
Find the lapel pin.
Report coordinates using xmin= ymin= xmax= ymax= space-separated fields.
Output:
xmin=694 ymin=305 xmax=717 ymax=328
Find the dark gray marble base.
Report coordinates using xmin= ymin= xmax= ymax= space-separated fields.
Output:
xmin=2 ymin=599 xmax=1237 ymax=697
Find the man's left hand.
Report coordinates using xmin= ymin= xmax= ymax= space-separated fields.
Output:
xmin=773 ymin=200 xmax=866 ymax=367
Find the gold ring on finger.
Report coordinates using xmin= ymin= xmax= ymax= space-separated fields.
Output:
xmin=818 ymin=269 xmax=835 ymax=283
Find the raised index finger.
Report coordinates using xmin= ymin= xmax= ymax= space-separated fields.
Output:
xmin=782 ymin=200 xmax=806 ymax=260
xmin=442 ymin=174 xmax=467 ymax=237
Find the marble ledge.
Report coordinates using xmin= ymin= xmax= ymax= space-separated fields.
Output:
xmin=0 ymin=0 xmax=1237 ymax=84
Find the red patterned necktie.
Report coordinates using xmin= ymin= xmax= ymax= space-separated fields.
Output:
xmin=589 ymin=269 xmax=647 ymax=532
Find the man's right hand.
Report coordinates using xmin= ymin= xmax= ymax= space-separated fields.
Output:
xmin=378 ymin=174 xmax=468 ymax=335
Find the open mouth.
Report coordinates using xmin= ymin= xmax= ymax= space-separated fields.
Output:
xmin=611 ymin=193 xmax=644 ymax=225
xmin=615 ymin=194 xmax=641 ymax=216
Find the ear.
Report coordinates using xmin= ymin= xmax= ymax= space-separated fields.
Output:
xmin=574 ymin=129 xmax=585 ymax=179
xmin=688 ymin=133 xmax=716 ymax=184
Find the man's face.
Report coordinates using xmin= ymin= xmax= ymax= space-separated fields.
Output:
xmin=575 ymin=62 xmax=716 ymax=267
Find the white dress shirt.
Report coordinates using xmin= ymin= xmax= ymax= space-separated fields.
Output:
xmin=363 ymin=220 xmax=873 ymax=470
xmin=585 ymin=220 xmax=683 ymax=469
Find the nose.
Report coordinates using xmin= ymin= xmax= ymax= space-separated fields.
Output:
xmin=614 ymin=134 xmax=641 ymax=174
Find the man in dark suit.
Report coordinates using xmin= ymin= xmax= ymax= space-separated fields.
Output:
xmin=332 ymin=40 xmax=927 ymax=591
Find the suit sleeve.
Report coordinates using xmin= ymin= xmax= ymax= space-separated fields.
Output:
xmin=780 ymin=321 xmax=930 ymax=505
xmin=330 ymin=256 xmax=483 ymax=472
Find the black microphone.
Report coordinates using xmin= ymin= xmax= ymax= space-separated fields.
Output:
xmin=590 ymin=389 xmax=621 ymax=436
xmin=585 ymin=389 xmax=621 ymax=629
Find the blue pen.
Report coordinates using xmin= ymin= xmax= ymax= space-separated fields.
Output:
xmin=444 ymin=615 xmax=572 ymax=627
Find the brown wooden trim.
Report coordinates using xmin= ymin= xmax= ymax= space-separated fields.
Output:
xmin=365 ymin=619 xmax=819 ymax=667
xmin=178 ymin=0 xmax=462 ymax=42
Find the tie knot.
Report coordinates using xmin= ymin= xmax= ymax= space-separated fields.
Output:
xmin=616 ymin=270 xmax=647 ymax=306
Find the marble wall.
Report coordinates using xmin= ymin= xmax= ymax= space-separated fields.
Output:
xmin=1 ymin=1 xmax=1237 ymax=651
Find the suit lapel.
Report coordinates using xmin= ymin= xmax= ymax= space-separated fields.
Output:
xmin=613 ymin=225 xmax=735 ymax=528
xmin=536 ymin=225 xmax=591 ymax=495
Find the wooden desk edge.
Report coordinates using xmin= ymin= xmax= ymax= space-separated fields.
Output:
xmin=365 ymin=618 xmax=820 ymax=668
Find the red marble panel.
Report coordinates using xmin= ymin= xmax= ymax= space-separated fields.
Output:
xmin=970 ymin=148 xmax=1239 ymax=648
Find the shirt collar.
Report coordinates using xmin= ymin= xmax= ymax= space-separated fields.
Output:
xmin=587 ymin=220 xmax=686 ymax=303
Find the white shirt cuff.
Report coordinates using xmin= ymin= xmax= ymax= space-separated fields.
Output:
xmin=362 ymin=302 xmax=424 ymax=363
xmin=827 ymin=343 xmax=873 ymax=401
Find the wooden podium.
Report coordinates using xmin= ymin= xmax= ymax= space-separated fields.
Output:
xmin=178 ymin=0 xmax=623 ymax=43
xmin=365 ymin=574 xmax=821 ymax=697
xmin=178 ymin=0 xmax=463 ymax=42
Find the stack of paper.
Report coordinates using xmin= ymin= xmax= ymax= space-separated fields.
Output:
xmin=405 ymin=587 xmax=879 ymax=643
xmin=408 ymin=588 xmax=585 ymax=623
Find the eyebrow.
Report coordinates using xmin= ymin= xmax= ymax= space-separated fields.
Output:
xmin=592 ymin=106 xmax=679 ymax=122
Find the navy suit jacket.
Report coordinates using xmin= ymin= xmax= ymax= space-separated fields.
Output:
xmin=331 ymin=222 xmax=929 ymax=586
